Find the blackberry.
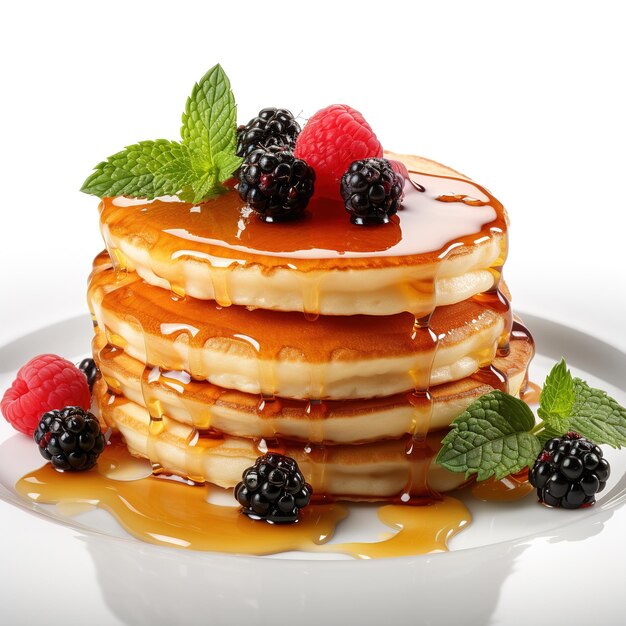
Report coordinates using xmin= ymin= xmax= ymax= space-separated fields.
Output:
xmin=238 ymin=146 xmax=315 ymax=222
xmin=34 ymin=406 xmax=106 ymax=471
xmin=529 ymin=432 xmax=610 ymax=509
xmin=236 ymin=108 xmax=301 ymax=157
xmin=235 ymin=453 xmax=312 ymax=523
xmin=340 ymin=158 xmax=404 ymax=225
xmin=77 ymin=357 xmax=99 ymax=392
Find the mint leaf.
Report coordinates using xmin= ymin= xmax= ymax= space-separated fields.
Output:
xmin=536 ymin=423 xmax=563 ymax=445
xmin=215 ymin=152 xmax=243 ymax=184
xmin=80 ymin=140 xmax=195 ymax=199
xmin=437 ymin=358 xmax=626 ymax=482
xmin=436 ymin=391 xmax=541 ymax=481
xmin=537 ymin=358 xmax=575 ymax=433
xmin=181 ymin=64 xmax=239 ymax=168
xmin=180 ymin=171 xmax=220 ymax=204
xmin=81 ymin=64 xmax=242 ymax=202
xmin=568 ymin=378 xmax=626 ymax=448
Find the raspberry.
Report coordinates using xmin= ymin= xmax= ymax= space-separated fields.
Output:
xmin=1 ymin=354 xmax=91 ymax=437
xmin=294 ymin=104 xmax=383 ymax=199
xmin=235 ymin=453 xmax=312 ymax=523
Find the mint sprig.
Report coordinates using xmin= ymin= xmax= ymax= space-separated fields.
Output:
xmin=181 ymin=65 xmax=237 ymax=159
xmin=569 ymin=378 xmax=626 ymax=448
xmin=436 ymin=359 xmax=626 ymax=481
xmin=537 ymin=358 xmax=574 ymax=432
xmin=80 ymin=140 xmax=196 ymax=199
xmin=437 ymin=391 xmax=541 ymax=480
xmin=81 ymin=64 xmax=242 ymax=203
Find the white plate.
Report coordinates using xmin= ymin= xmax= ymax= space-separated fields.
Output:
xmin=0 ymin=314 xmax=625 ymax=625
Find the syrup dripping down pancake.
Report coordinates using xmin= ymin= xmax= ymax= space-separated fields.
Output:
xmin=88 ymin=256 xmax=509 ymax=400
xmin=98 ymin=153 xmax=508 ymax=317
xmin=93 ymin=386 xmax=468 ymax=500
xmin=93 ymin=328 xmax=533 ymax=443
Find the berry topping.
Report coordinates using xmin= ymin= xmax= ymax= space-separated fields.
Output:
xmin=77 ymin=357 xmax=99 ymax=392
xmin=236 ymin=108 xmax=301 ymax=158
xmin=237 ymin=146 xmax=315 ymax=222
xmin=340 ymin=158 xmax=404 ymax=225
xmin=294 ymin=104 xmax=383 ymax=198
xmin=1 ymin=354 xmax=91 ymax=437
xmin=235 ymin=453 xmax=312 ymax=523
xmin=529 ymin=432 xmax=610 ymax=509
xmin=34 ymin=406 xmax=105 ymax=471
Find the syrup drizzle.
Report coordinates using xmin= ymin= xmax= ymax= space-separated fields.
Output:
xmin=88 ymin=254 xmax=509 ymax=401
xmin=89 ymin=168 xmax=513 ymax=503
xmin=320 ymin=498 xmax=470 ymax=558
xmin=522 ymin=381 xmax=542 ymax=405
xmin=436 ymin=193 xmax=490 ymax=207
xmin=87 ymin=292 xmax=526 ymax=502
xmin=100 ymin=171 xmax=504 ymax=264
xmin=15 ymin=441 xmax=470 ymax=558
xmin=87 ymin=250 xmax=518 ymax=501
xmin=402 ymin=308 xmax=440 ymax=500
xmin=92 ymin=326 xmax=533 ymax=447
xmin=398 ymin=173 xmax=509 ymax=501
xmin=471 ymin=470 xmax=533 ymax=502
xmin=73 ymin=164 xmax=526 ymax=556
xmin=98 ymin=169 xmax=507 ymax=326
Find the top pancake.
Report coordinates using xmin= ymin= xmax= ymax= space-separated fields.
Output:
xmin=99 ymin=153 xmax=508 ymax=316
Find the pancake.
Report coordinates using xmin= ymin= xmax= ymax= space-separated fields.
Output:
xmin=93 ymin=327 xmax=533 ymax=443
xmin=93 ymin=388 xmax=468 ymax=499
xmin=99 ymin=153 xmax=508 ymax=317
xmin=88 ymin=255 xmax=509 ymax=400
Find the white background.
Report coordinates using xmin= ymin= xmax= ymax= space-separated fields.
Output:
xmin=0 ymin=2 xmax=625 ymax=625
xmin=1 ymin=0 xmax=625 ymax=351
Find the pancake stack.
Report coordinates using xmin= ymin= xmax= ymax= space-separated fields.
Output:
xmin=89 ymin=152 xmax=534 ymax=500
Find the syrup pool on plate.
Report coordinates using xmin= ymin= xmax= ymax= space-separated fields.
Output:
xmin=16 ymin=440 xmax=475 ymax=559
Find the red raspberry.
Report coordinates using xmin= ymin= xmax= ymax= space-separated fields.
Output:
xmin=1 ymin=354 xmax=91 ymax=437
xmin=294 ymin=104 xmax=383 ymax=199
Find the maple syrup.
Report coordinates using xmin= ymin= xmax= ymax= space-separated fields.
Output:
xmin=473 ymin=363 xmax=510 ymax=393
xmin=471 ymin=470 xmax=533 ymax=502
xmin=88 ymin=172 xmax=519 ymax=508
xmin=321 ymin=498 xmax=471 ymax=558
xmin=394 ymin=170 xmax=507 ymax=502
xmin=88 ymin=255 xmax=508 ymax=375
xmin=15 ymin=440 xmax=470 ymax=558
xmin=522 ymin=381 xmax=542 ymax=405
xmin=15 ymin=163 xmax=532 ymax=559
xmin=92 ymin=326 xmax=533 ymax=444
xmin=99 ymin=171 xmax=506 ymax=268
